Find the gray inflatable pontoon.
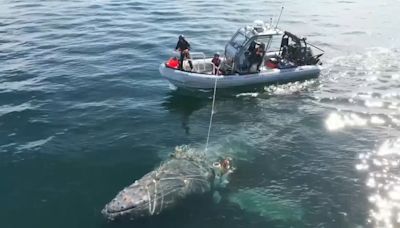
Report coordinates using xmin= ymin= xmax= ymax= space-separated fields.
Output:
xmin=159 ymin=60 xmax=321 ymax=90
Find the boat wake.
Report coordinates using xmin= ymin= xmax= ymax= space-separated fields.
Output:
xmin=316 ymin=47 xmax=400 ymax=132
xmin=234 ymin=79 xmax=319 ymax=99
xmin=263 ymin=79 xmax=319 ymax=96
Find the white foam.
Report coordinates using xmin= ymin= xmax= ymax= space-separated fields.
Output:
xmin=16 ymin=136 xmax=54 ymax=152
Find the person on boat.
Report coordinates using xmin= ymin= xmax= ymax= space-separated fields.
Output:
xmin=245 ymin=41 xmax=258 ymax=72
xmin=211 ymin=53 xmax=221 ymax=75
xmin=254 ymin=43 xmax=266 ymax=71
xmin=247 ymin=42 xmax=265 ymax=72
xmin=248 ymin=40 xmax=257 ymax=54
xmin=175 ymin=35 xmax=193 ymax=71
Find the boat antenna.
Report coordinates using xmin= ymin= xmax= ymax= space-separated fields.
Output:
xmin=205 ymin=77 xmax=218 ymax=153
xmin=274 ymin=4 xmax=285 ymax=29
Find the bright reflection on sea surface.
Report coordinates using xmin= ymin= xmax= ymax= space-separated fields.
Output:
xmin=319 ymin=47 xmax=400 ymax=227
xmin=357 ymin=139 xmax=400 ymax=228
xmin=321 ymin=48 xmax=400 ymax=132
xmin=324 ymin=111 xmax=396 ymax=131
xmin=326 ymin=112 xmax=367 ymax=131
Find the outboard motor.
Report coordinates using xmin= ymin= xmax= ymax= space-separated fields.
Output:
xmin=280 ymin=31 xmax=324 ymax=66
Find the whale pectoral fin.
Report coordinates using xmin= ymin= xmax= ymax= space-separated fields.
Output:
xmin=212 ymin=191 xmax=222 ymax=204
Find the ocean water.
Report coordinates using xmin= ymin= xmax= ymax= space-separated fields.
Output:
xmin=1 ymin=0 xmax=400 ymax=227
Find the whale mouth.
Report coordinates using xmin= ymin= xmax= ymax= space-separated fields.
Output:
xmin=104 ymin=204 xmax=137 ymax=214
xmin=102 ymin=204 xmax=138 ymax=220
xmin=102 ymin=198 xmax=150 ymax=220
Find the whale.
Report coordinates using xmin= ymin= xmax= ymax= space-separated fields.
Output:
xmin=102 ymin=147 xmax=233 ymax=220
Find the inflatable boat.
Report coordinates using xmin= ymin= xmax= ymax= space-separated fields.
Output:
xmin=159 ymin=20 xmax=324 ymax=91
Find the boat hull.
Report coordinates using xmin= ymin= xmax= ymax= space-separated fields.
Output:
xmin=159 ymin=63 xmax=321 ymax=90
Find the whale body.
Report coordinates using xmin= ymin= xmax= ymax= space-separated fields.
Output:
xmin=102 ymin=150 xmax=216 ymax=220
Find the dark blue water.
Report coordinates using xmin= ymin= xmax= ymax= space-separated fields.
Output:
xmin=1 ymin=0 xmax=400 ymax=227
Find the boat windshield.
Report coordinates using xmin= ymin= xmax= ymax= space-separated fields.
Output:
xmin=266 ymin=36 xmax=281 ymax=51
xmin=253 ymin=36 xmax=272 ymax=50
xmin=230 ymin=32 xmax=247 ymax=49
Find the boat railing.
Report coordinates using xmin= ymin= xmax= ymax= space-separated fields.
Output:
xmin=172 ymin=51 xmax=207 ymax=72
xmin=188 ymin=52 xmax=206 ymax=72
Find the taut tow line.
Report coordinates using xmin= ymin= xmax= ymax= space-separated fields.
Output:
xmin=205 ymin=77 xmax=218 ymax=152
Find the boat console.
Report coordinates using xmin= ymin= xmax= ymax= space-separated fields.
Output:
xmin=222 ymin=20 xmax=324 ymax=74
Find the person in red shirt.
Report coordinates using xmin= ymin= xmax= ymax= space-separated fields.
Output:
xmin=211 ymin=53 xmax=221 ymax=75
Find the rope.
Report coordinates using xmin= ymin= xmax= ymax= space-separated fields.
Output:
xmin=205 ymin=77 xmax=218 ymax=152
xmin=146 ymin=185 xmax=152 ymax=215
xmin=147 ymin=178 xmax=158 ymax=216
xmin=151 ymin=180 xmax=157 ymax=215
xmin=159 ymin=180 xmax=164 ymax=214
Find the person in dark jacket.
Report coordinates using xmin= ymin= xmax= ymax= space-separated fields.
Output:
xmin=246 ymin=41 xmax=258 ymax=72
xmin=248 ymin=42 xmax=265 ymax=72
xmin=175 ymin=35 xmax=193 ymax=71
xmin=255 ymin=43 xmax=266 ymax=71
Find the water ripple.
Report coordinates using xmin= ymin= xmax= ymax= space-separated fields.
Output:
xmin=0 ymin=0 xmax=399 ymax=227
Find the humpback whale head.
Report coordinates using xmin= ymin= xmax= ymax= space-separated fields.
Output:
xmin=102 ymin=180 xmax=151 ymax=220
xmin=102 ymin=151 xmax=232 ymax=221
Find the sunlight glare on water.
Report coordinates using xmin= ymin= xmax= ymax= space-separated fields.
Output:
xmin=357 ymin=139 xmax=400 ymax=228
